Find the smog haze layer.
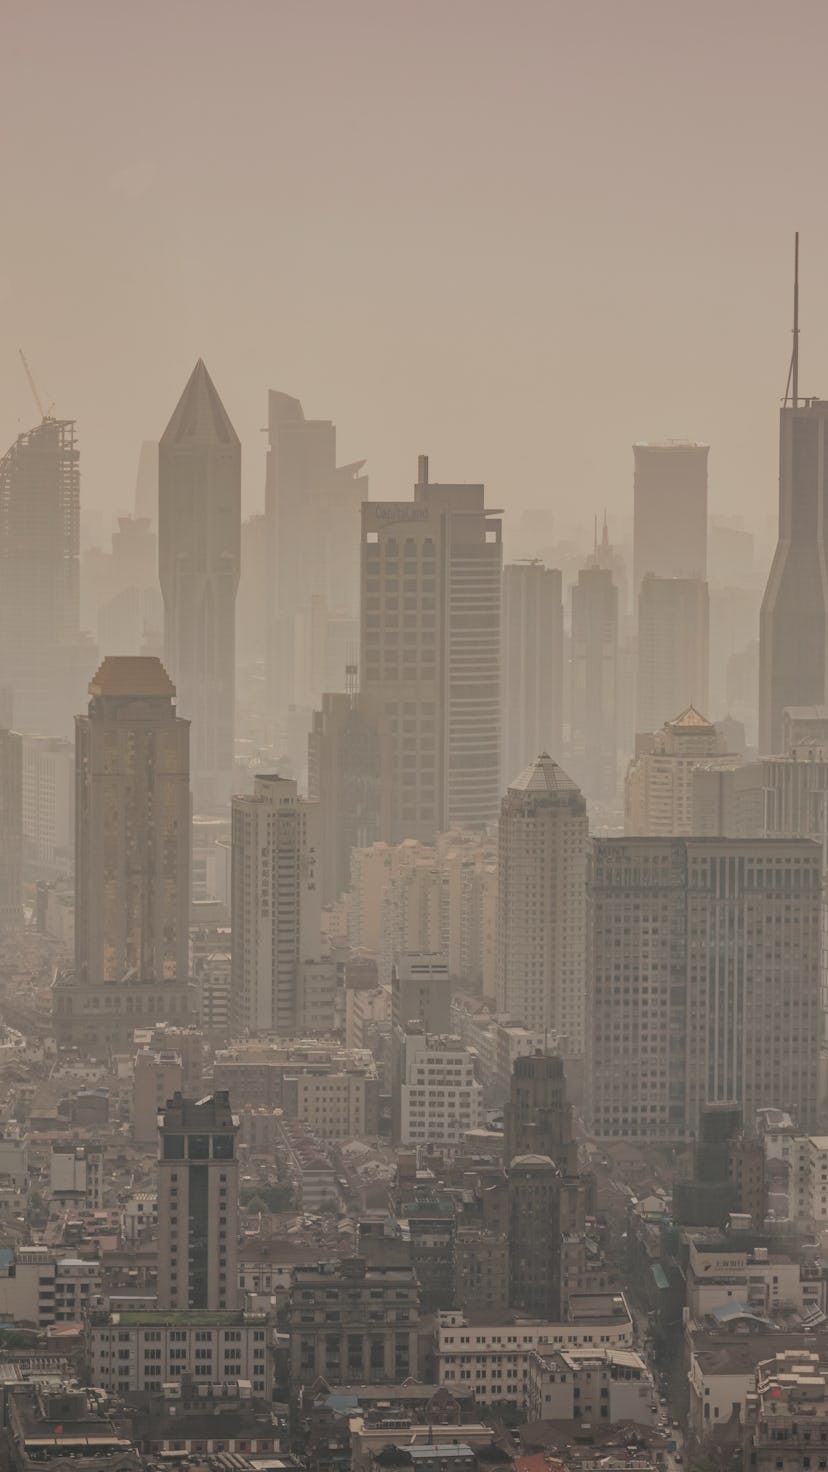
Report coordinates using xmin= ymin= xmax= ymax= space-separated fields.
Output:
xmin=2 ymin=0 xmax=827 ymax=538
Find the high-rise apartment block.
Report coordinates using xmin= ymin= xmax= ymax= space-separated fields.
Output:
xmin=159 ymin=360 xmax=240 ymax=807
xmin=0 ymin=728 xmax=22 ymax=929
xmin=360 ymin=455 xmax=502 ymax=842
xmin=265 ymin=391 xmax=366 ymax=726
xmin=230 ymin=774 xmax=322 ymax=1036
xmin=54 ymin=657 xmax=192 ymax=1050
xmin=496 ymin=756 xmax=588 ymax=1051
xmin=569 ymin=566 xmax=618 ymax=800
xmin=632 ymin=441 xmax=708 ymax=600
xmin=625 ymin=706 xmax=725 ymax=835
xmin=636 ymin=575 xmax=709 ymax=735
xmin=0 ymin=417 xmax=90 ymax=737
xmin=156 ymin=1090 xmax=239 ymax=1311
xmin=502 ymin=562 xmax=563 ymax=785
xmin=587 ymin=838 xmax=823 ymax=1141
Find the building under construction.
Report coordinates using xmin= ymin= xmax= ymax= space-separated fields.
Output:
xmin=0 ymin=417 xmax=92 ymax=735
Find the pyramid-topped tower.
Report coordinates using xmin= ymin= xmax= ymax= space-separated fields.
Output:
xmin=158 ymin=361 xmax=240 ymax=807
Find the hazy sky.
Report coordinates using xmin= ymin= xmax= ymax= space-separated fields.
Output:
xmin=3 ymin=0 xmax=828 ymax=546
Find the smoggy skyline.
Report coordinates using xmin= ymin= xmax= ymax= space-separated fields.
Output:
xmin=3 ymin=0 xmax=828 ymax=535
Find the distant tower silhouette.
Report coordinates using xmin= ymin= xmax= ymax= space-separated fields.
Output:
xmin=760 ymin=234 xmax=828 ymax=753
xmin=158 ymin=361 xmax=240 ymax=807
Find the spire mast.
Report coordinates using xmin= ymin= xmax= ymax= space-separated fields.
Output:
xmin=793 ymin=230 xmax=800 ymax=409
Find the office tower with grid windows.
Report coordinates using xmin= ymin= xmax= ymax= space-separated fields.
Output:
xmin=502 ymin=562 xmax=563 ymax=786
xmin=230 ymin=773 xmax=322 ymax=1035
xmin=360 ymin=455 xmax=502 ymax=844
xmin=570 ymin=565 xmax=619 ymax=800
xmin=636 ymin=574 xmax=709 ymax=737
xmin=587 ymin=837 xmax=822 ymax=1142
xmin=496 ymin=756 xmax=588 ymax=1052
xmin=633 ymin=441 xmax=708 ymax=602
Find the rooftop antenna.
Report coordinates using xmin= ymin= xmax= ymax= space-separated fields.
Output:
xmin=784 ymin=232 xmax=800 ymax=408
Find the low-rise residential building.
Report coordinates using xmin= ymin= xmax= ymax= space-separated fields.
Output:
xmin=86 ymin=1308 xmax=272 ymax=1397
xmin=349 ymin=1417 xmax=496 ymax=1472
xmin=526 ymin=1346 xmax=656 ymax=1426
xmin=50 ymin=1143 xmax=103 ymax=1210
xmin=0 ymin=1247 xmax=102 ymax=1327
xmin=398 ymin=1029 xmax=483 ymax=1147
xmin=435 ymin=1296 xmax=634 ymax=1409
xmin=744 ymin=1348 xmax=828 ymax=1472
xmin=686 ymin=1239 xmax=825 ymax=1321
xmin=122 ymin=1192 xmax=157 ymax=1242
xmin=6 ymin=1382 xmax=140 ymax=1472
xmin=282 ymin=1063 xmax=379 ymax=1140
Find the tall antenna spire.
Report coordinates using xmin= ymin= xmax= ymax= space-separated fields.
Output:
xmin=793 ymin=230 xmax=800 ymax=409
xmin=783 ymin=232 xmax=801 ymax=409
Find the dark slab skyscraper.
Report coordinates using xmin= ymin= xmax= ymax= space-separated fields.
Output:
xmin=159 ymin=361 xmax=240 ymax=806
xmin=760 ymin=239 xmax=828 ymax=754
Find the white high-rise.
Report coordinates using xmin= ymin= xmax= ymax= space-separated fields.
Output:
xmin=360 ymin=454 xmax=502 ymax=843
xmin=230 ymin=774 xmax=322 ymax=1035
xmin=496 ymin=756 xmax=588 ymax=1051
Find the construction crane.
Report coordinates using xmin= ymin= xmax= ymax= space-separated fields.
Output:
xmin=18 ymin=349 xmax=55 ymax=422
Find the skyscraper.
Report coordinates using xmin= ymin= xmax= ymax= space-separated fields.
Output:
xmin=0 ymin=728 xmax=22 ymax=930
xmin=496 ymin=756 xmax=588 ymax=1051
xmin=74 ymin=656 xmax=191 ymax=989
xmin=632 ymin=441 xmax=708 ymax=602
xmin=158 ymin=360 xmax=240 ymax=807
xmin=265 ymin=391 xmax=367 ymax=727
xmin=624 ymin=705 xmax=725 ymax=835
xmin=759 ymin=240 xmax=828 ymax=754
xmin=156 ymin=1090 xmax=239 ymax=1312
xmin=636 ymin=574 xmax=709 ymax=735
xmin=230 ymin=773 xmax=322 ymax=1035
xmin=502 ymin=562 xmax=563 ymax=785
xmin=504 ymin=1052 xmax=578 ymax=1172
xmin=0 ymin=417 xmax=86 ymax=735
xmin=760 ymin=397 xmax=828 ymax=752
xmin=55 ymin=657 xmax=192 ymax=1050
xmin=361 ymin=455 xmax=502 ymax=842
xmin=307 ymin=690 xmax=383 ymax=905
xmin=587 ymin=837 xmax=822 ymax=1141
xmin=569 ymin=566 xmax=618 ymax=800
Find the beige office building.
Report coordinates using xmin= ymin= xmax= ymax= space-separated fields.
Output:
xmin=360 ymin=454 xmax=502 ymax=843
xmin=74 ymin=656 xmax=190 ymax=988
xmin=587 ymin=838 xmax=823 ymax=1141
xmin=230 ymin=774 xmax=322 ymax=1035
xmin=636 ymin=575 xmax=709 ymax=737
xmin=633 ymin=441 xmax=708 ymax=601
xmin=496 ymin=755 xmax=588 ymax=1050
xmin=625 ymin=706 xmax=725 ymax=835
xmin=502 ymin=562 xmax=563 ymax=786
